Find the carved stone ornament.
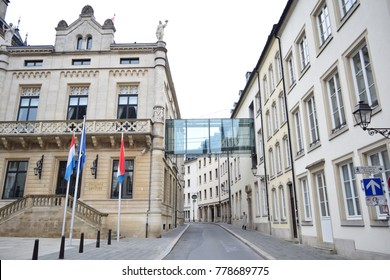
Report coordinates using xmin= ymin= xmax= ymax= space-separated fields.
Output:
xmin=57 ymin=20 xmax=68 ymax=29
xmin=81 ymin=5 xmax=94 ymax=16
xmin=153 ymin=106 xmax=165 ymax=122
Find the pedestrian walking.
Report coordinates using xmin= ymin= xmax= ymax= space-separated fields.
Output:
xmin=242 ymin=212 xmax=247 ymax=230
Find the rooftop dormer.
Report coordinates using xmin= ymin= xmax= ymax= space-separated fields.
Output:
xmin=54 ymin=5 xmax=115 ymax=52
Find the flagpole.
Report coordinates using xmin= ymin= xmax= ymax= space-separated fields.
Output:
xmin=117 ymin=132 xmax=124 ymax=242
xmin=61 ymin=180 xmax=71 ymax=237
xmin=69 ymin=117 xmax=86 ymax=245
xmin=117 ymin=182 xmax=122 ymax=242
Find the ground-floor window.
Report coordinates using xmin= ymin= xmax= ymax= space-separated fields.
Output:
xmin=2 ymin=161 xmax=28 ymax=199
xmin=111 ymin=159 xmax=134 ymax=199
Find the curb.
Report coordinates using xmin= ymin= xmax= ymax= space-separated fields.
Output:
xmin=218 ymin=224 xmax=276 ymax=260
xmin=156 ymin=223 xmax=190 ymax=260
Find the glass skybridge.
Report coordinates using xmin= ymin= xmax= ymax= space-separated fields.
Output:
xmin=165 ymin=119 xmax=255 ymax=155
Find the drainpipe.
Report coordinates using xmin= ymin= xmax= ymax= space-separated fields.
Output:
xmin=274 ymin=30 xmax=302 ymax=244
xmin=256 ymin=71 xmax=271 ymax=235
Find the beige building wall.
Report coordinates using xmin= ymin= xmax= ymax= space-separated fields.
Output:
xmin=0 ymin=4 xmax=183 ymax=238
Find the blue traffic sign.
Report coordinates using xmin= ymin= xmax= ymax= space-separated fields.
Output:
xmin=363 ymin=178 xmax=383 ymax=196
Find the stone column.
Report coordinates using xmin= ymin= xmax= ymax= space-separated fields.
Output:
xmin=147 ymin=41 xmax=168 ymax=237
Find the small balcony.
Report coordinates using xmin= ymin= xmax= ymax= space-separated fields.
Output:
xmin=0 ymin=119 xmax=152 ymax=150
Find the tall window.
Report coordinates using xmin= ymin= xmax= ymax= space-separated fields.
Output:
xmin=111 ymin=159 xmax=134 ymax=199
xmin=263 ymin=75 xmax=269 ymax=100
xmin=272 ymin=189 xmax=279 ymax=221
xmin=18 ymin=88 xmax=40 ymax=121
xmin=269 ymin=148 xmax=275 ymax=177
xmin=287 ymin=55 xmax=296 ymax=86
xmin=306 ymin=96 xmax=320 ymax=146
xmin=317 ymin=4 xmax=332 ymax=45
xmin=272 ymin=102 xmax=278 ymax=132
xmin=294 ymin=110 xmax=304 ymax=155
xmin=279 ymin=92 xmax=287 ymax=123
xmin=276 ymin=143 xmax=282 ymax=174
xmin=117 ymin=85 xmax=138 ymax=119
xmin=67 ymin=86 xmax=88 ymax=120
xmin=257 ymin=129 xmax=264 ymax=162
xmin=351 ymin=44 xmax=378 ymax=107
xmin=261 ymin=182 xmax=268 ymax=216
xmin=327 ymin=72 xmax=346 ymax=132
xmin=340 ymin=0 xmax=357 ymax=18
xmin=280 ymin=186 xmax=287 ymax=221
xmin=2 ymin=161 xmax=28 ymax=199
xmin=301 ymin=178 xmax=312 ymax=221
xmin=86 ymin=36 xmax=93 ymax=50
xmin=268 ymin=65 xmax=275 ymax=92
xmin=368 ymin=149 xmax=390 ymax=219
xmin=299 ymin=34 xmax=310 ymax=70
xmin=266 ymin=111 xmax=272 ymax=138
xmin=340 ymin=162 xmax=361 ymax=219
xmin=283 ymin=135 xmax=291 ymax=169
xmin=275 ymin=51 xmax=283 ymax=82
xmin=76 ymin=37 xmax=83 ymax=50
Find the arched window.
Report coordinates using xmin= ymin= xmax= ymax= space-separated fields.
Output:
xmin=86 ymin=36 xmax=93 ymax=49
xmin=76 ymin=36 xmax=83 ymax=50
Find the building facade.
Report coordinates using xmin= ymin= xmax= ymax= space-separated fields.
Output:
xmin=0 ymin=3 xmax=184 ymax=238
xmin=232 ymin=0 xmax=390 ymax=259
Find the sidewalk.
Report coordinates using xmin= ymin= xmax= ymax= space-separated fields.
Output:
xmin=219 ymin=223 xmax=349 ymax=260
xmin=0 ymin=223 xmax=349 ymax=260
xmin=0 ymin=224 xmax=189 ymax=260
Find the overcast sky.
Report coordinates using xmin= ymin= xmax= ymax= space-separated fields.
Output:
xmin=5 ymin=0 xmax=288 ymax=119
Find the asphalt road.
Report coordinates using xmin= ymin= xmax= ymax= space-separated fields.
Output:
xmin=163 ymin=223 xmax=264 ymax=260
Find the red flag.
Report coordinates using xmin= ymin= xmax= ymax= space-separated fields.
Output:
xmin=117 ymin=134 xmax=125 ymax=183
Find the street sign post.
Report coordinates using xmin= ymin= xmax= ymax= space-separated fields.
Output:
xmin=354 ymin=166 xmax=384 ymax=174
xmin=363 ymin=178 xmax=386 ymax=206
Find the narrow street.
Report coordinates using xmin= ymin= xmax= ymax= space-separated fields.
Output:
xmin=163 ymin=223 xmax=264 ymax=260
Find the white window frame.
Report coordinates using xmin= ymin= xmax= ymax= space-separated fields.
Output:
xmin=276 ymin=143 xmax=282 ymax=174
xmin=340 ymin=161 xmax=361 ymax=220
xmin=339 ymin=0 xmax=357 ymax=18
xmin=272 ymin=188 xmax=279 ymax=221
xmin=299 ymin=34 xmax=310 ymax=71
xmin=306 ymin=96 xmax=320 ymax=146
xmin=350 ymin=44 xmax=378 ymax=107
xmin=367 ymin=148 xmax=390 ymax=220
xmin=294 ymin=110 xmax=304 ymax=156
xmin=269 ymin=65 xmax=275 ymax=93
xmin=280 ymin=186 xmax=287 ymax=221
xmin=272 ymin=102 xmax=278 ymax=133
xmin=327 ymin=72 xmax=346 ymax=132
xmin=301 ymin=178 xmax=312 ymax=221
xmin=317 ymin=3 xmax=332 ymax=46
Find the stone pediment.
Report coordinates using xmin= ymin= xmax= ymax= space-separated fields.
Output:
xmin=54 ymin=5 xmax=115 ymax=52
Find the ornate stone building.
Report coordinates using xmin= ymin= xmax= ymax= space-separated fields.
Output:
xmin=0 ymin=3 xmax=184 ymax=238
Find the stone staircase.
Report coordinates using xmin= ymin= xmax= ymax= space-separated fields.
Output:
xmin=0 ymin=194 xmax=108 ymax=239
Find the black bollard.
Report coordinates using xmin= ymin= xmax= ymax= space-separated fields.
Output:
xmin=79 ymin=233 xmax=84 ymax=253
xmin=96 ymin=230 xmax=100 ymax=248
xmin=32 ymin=239 xmax=39 ymax=260
xmin=108 ymin=229 xmax=112 ymax=245
xmin=59 ymin=235 xmax=65 ymax=259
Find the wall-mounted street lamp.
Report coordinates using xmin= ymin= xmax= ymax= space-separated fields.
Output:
xmin=34 ymin=155 xmax=44 ymax=179
xmin=251 ymin=167 xmax=268 ymax=181
xmin=353 ymin=101 xmax=390 ymax=138
xmin=90 ymin=154 xmax=98 ymax=179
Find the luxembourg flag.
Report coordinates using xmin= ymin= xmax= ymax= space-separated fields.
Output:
xmin=117 ymin=133 xmax=125 ymax=184
xmin=64 ymin=134 xmax=76 ymax=181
